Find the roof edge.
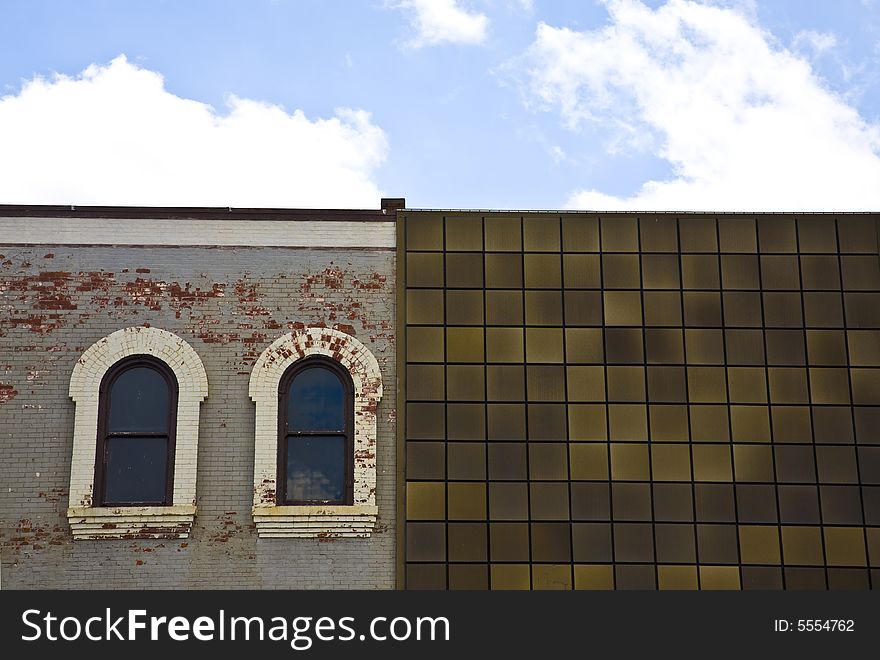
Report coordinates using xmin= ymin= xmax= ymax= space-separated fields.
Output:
xmin=0 ymin=204 xmax=393 ymax=222
xmin=401 ymin=208 xmax=880 ymax=215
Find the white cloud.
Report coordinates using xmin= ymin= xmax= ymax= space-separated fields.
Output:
xmin=793 ymin=29 xmax=838 ymax=56
xmin=510 ymin=0 xmax=880 ymax=211
xmin=0 ymin=56 xmax=388 ymax=207
xmin=392 ymin=0 xmax=489 ymax=48
xmin=548 ymin=145 xmax=568 ymax=164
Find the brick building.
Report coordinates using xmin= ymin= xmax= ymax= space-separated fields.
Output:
xmin=2 ymin=202 xmax=880 ymax=589
xmin=0 ymin=202 xmax=398 ymax=588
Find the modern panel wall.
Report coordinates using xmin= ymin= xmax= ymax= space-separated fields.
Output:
xmin=399 ymin=211 xmax=880 ymax=590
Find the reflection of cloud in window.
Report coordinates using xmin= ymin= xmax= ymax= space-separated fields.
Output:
xmin=287 ymin=434 xmax=346 ymax=502
xmin=288 ymin=467 xmax=337 ymax=502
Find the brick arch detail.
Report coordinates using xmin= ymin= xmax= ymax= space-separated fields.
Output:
xmin=249 ymin=327 xmax=383 ymax=537
xmin=66 ymin=326 xmax=208 ymax=539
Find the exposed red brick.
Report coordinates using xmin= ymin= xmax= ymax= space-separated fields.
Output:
xmin=0 ymin=383 xmax=18 ymax=404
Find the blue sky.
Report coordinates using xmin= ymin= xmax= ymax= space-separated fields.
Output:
xmin=0 ymin=0 xmax=879 ymax=210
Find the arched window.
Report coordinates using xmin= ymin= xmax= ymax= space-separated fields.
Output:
xmin=250 ymin=327 xmax=382 ymax=537
xmin=278 ymin=357 xmax=353 ymax=505
xmin=68 ymin=327 xmax=207 ymax=539
xmin=95 ymin=356 xmax=178 ymax=506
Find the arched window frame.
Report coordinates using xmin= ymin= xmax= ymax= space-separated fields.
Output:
xmin=67 ymin=327 xmax=208 ymax=539
xmin=250 ymin=327 xmax=383 ymax=538
xmin=94 ymin=355 xmax=179 ymax=507
xmin=277 ymin=356 xmax=355 ymax=506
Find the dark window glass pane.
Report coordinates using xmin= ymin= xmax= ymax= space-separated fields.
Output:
xmin=489 ymin=483 xmax=528 ymax=520
xmin=104 ymin=436 xmax=168 ymax=504
xmin=644 ymin=291 xmax=682 ymax=326
xmin=683 ymin=292 xmax=722 ymax=326
xmin=446 ymin=290 xmax=483 ymax=325
xmin=524 ymin=254 xmax=561 ymax=288
xmin=798 ymin=217 xmax=837 ymax=253
xmin=485 ymin=217 xmax=522 ymax=251
xmin=681 ymin=255 xmax=719 ymax=289
xmin=406 ymin=289 xmax=444 ymax=324
xmin=531 ymin=483 xmax=570 ymax=520
xmin=490 ymin=523 xmax=530 ymax=561
xmin=563 ymin=254 xmax=601 ymax=288
xmin=572 ymin=523 xmax=613 ymax=561
xmin=407 ymin=443 xmax=445 ymax=480
xmin=563 ymin=215 xmax=599 ymax=251
xmin=532 ymin=522 xmax=572 ymax=562
xmin=448 ymin=524 xmax=488 ymax=562
xmin=107 ymin=366 xmax=170 ymax=433
xmin=603 ymin=254 xmax=640 ymax=288
xmin=804 ymin=292 xmax=844 ymax=328
xmin=446 ymin=253 xmax=483 ymax=288
xmin=571 ymin=483 xmax=611 ymax=520
xmin=695 ymin=484 xmax=735 ymax=521
xmin=653 ymin=483 xmax=694 ymax=521
xmin=640 ymin=216 xmax=678 ymax=252
xmin=839 ymin=217 xmax=878 ymax=253
xmin=407 ymin=564 xmax=446 ymax=589
xmin=446 ymin=216 xmax=482 ymax=251
xmin=524 ymin=216 xmax=560 ymax=251
xmin=800 ymin=256 xmax=840 ymax=290
xmin=842 ymin=256 xmax=880 ymax=291
xmin=736 ymin=485 xmax=777 ymax=523
xmin=642 ymin=254 xmax=680 ymax=289
xmin=614 ymin=523 xmax=654 ymax=562
xmin=486 ymin=254 xmax=522 ymax=289
xmin=287 ymin=367 xmax=345 ymax=432
xmin=565 ymin=291 xmax=603 ymax=325
xmin=697 ymin=524 xmax=738 ymax=563
xmin=447 ymin=403 xmax=485 ymax=441
xmin=406 ymin=216 xmax=443 ymax=250
xmin=616 ymin=565 xmax=657 ymax=590
xmin=449 ymin=564 xmax=488 ymax=590
xmin=407 ymin=523 xmax=446 ymax=562
xmin=763 ymin=293 xmax=803 ymax=328
xmin=725 ymin=329 xmax=765 ymax=365
xmin=785 ymin=567 xmax=826 ymax=589
xmin=820 ymin=485 xmax=863 ymax=524
xmin=486 ymin=290 xmax=524 ymax=325
xmin=778 ymin=485 xmax=820 ymax=523
xmin=721 ymin=255 xmax=760 ymax=289
xmin=601 ymin=217 xmax=638 ymax=251
xmin=719 ymin=218 xmax=756 ymax=252
xmin=765 ymin=330 xmax=806 ymax=365
xmin=656 ymin=524 xmax=696 ymax=562
xmin=407 ymin=253 xmax=444 ymax=287
xmin=757 ymin=217 xmax=796 ymax=252
xmin=446 ymin=365 xmax=483 ymax=401
xmin=286 ymin=435 xmax=345 ymax=502
xmin=646 ymin=329 xmax=684 ymax=364
xmin=828 ymin=569 xmax=869 ymax=590
xmin=488 ymin=443 xmax=527 ymax=480
xmin=407 ymin=365 xmax=444 ymax=400
xmin=761 ymin=256 xmax=800 ymax=290
xmin=679 ymin=218 xmax=717 ymax=252
xmin=485 ymin=254 xmax=522 ymax=289
xmin=612 ymin=483 xmax=652 ymax=520
xmin=525 ymin=291 xmax=563 ymax=325
xmin=845 ymin=293 xmax=880 ymax=328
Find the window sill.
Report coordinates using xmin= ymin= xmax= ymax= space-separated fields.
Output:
xmin=67 ymin=505 xmax=196 ymax=539
xmin=252 ymin=504 xmax=378 ymax=538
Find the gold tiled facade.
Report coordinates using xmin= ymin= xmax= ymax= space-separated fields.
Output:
xmin=399 ymin=211 xmax=880 ymax=590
